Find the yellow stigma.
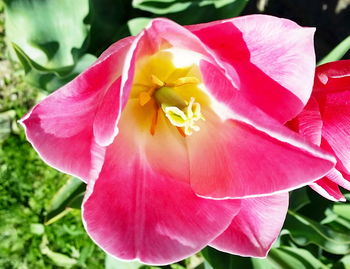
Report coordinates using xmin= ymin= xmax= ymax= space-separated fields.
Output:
xmin=162 ymin=97 xmax=203 ymax=136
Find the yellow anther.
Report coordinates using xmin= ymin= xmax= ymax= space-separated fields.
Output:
xmin=139 ymin=91 xmax=152 ymax=106
xmin=169 ymin=77 xmax=200 ymax=87
xmin=151 ymin=75 xmax=165 ymax=87
xmin=134 ymin=70 xmax=203 ymax=136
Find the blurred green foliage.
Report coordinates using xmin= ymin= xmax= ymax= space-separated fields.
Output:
xmin=5 ymin=0 xmax=90 ymax=69
xmin=0 ymin=3 xmax=106 ymax=267
xmin=3 ymin=0 xmax=97 ymax=92
xmin=0 ymin=132 xmax=106 ymax=268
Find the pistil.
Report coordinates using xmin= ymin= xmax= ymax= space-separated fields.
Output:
xmin=154 ymin=87 xmax=187 ymax=109
xmin=137 ymin=74 xmax=203 ymax=136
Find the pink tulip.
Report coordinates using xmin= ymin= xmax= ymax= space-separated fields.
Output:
xmin=21 ymin=16 xmax=335 ymax=264
xmin=289 ymin=60 xmax=350 ymax=202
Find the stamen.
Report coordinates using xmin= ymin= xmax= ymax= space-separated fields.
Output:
xmin=139 ymin=92 xmax=151 ymax=106
xmin=169 ymin=77 xmax=200 ymax=87
xmin=139 ymin=88 xmax=157 ymax=107
xmin=150 ymin=104 xmax=160 ymax=136
xmin=161 ymin=97 xmax=203 ymax=136
xmin=133 ymin=69 xmax=203 ymax=136
xmin=176 ymin=127 xmax=186 ymax=137
xmin=151 ymin=74 xmax=165 ymax=87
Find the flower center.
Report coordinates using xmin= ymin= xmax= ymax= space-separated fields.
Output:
xmin=137 ymin=75 xmax=204 ymax=136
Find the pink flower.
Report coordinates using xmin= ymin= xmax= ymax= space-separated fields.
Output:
xmin=20 ymin=16 xmax=335 ymax=264
xmin=289 ymin=60 xmax=350 ymax=202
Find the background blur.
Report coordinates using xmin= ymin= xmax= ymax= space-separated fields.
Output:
xmin=1 ymin=0 xmax=350 ymax=268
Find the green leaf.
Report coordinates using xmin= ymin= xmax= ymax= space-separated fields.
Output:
xmin=46 ymin=177 xmax=84 ymax=213
xmin=67 ymin=193 xmax=85 ymax=209
xmin=202 ymin=247 xmax=279 ymax=269
xmin=132 ymin=0 xmax=248 ymax=15
xmin=284 ymin=210 xmax=350 ymax=254
xmin=45 ymin=208 xmax=73 ymax=226
xmin=40 ymin=235 xmax=78 ymax=267
xmin=203 ymin=261 xmax=214 ymax=269
xmin=251 ymin=258 xmax=275 ymax=269
xmin=298 ymin=188 xmax=333 ymax=222
xmin=333 ymin=204 xmax=350 ymax=222
xmin=318 ymin=35 xmax=350 ymax=65
xmin=4 ymin=0 xmax=90 ymax=69
xmin=344 ymin=192 xmax=350 ymax=201
xmin=333 ymin=255 xmax=350 ymax=269
xmin=132 ymin=0 xmax=249 ymax=24
xmin=132 ymin=0 xmax=191 ymax=14
xmin=89 ymin=0 xmax=132 ymax=54
xmin=289 ymin=187 xmax=310 ymax=211
xmin=170 ymin=264 xmax=186 ymax=269
xmin=127 ymin=17 xmax=152 ymax=36
xmin=105 ymin=253 xmax=144 ymax=269
xmin=30 ymin=223 xmax=44 ymax=235
xmin=12 ymin=43 xmax=96 ymax=92
xmin=321 ymin=205 xmax=350 ymax=235
xmin=268 ymin=247 xmax=328 ymax=269
xmin=201 ymin=247 xmax=254 ymax=269
xmin=39 ymin=53 xmax=97 ymax=92
xmin=46 ymin=177 xmax=85 ymax=223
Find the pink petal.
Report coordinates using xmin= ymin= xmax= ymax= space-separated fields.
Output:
xmin=128 ymin=18 xmax=239 ymax=90
xmin=188 ymin=15 xmax=316 ymax=123
xmin=210 ymin=193 xmax=289 ymax=257
xmin=187 ymin=61 xmax=335 ymax=199
xmin=128 ymin=19 xmax=331 ymax=200
xmin=135 ymin=100 xmax=190 ymax=184
xmin=93 ymin=77 xmax=122 ymax=146
xmin=83 ymin=101 xmax=241 ymax=265
xmin=21 ymin=117 xmax=105 ymax=182
xmin=286 ymin=98 xmax=347 ymax=200
xmin=187 ymin=109 xmax=334 ymax=199
xmin=324 ymin=168 xmax=350 ymax=192
xmin=20 ymin=37 xmax=134 ymax=181
xmin=290 ymin=97 xmax=323 ymax=146
xmin=92 ymin=37 xmax=135 ymax=146
xmin=20 ymin=84 xmax=103 ymax=181
xmin=313 ymin=61 xmax=350 ymax=173
xmin=314 ymin=60 xmax=350 ymax=93
xmin=308 ymin=137 xmax=350 ymax=201
xmin=318 ymin=90 xmax=350 ymax=173
xmin=310 ymin=176 xmax=345 ymax=202
xmin=310 ymin=141 xmax=349 ymax=200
